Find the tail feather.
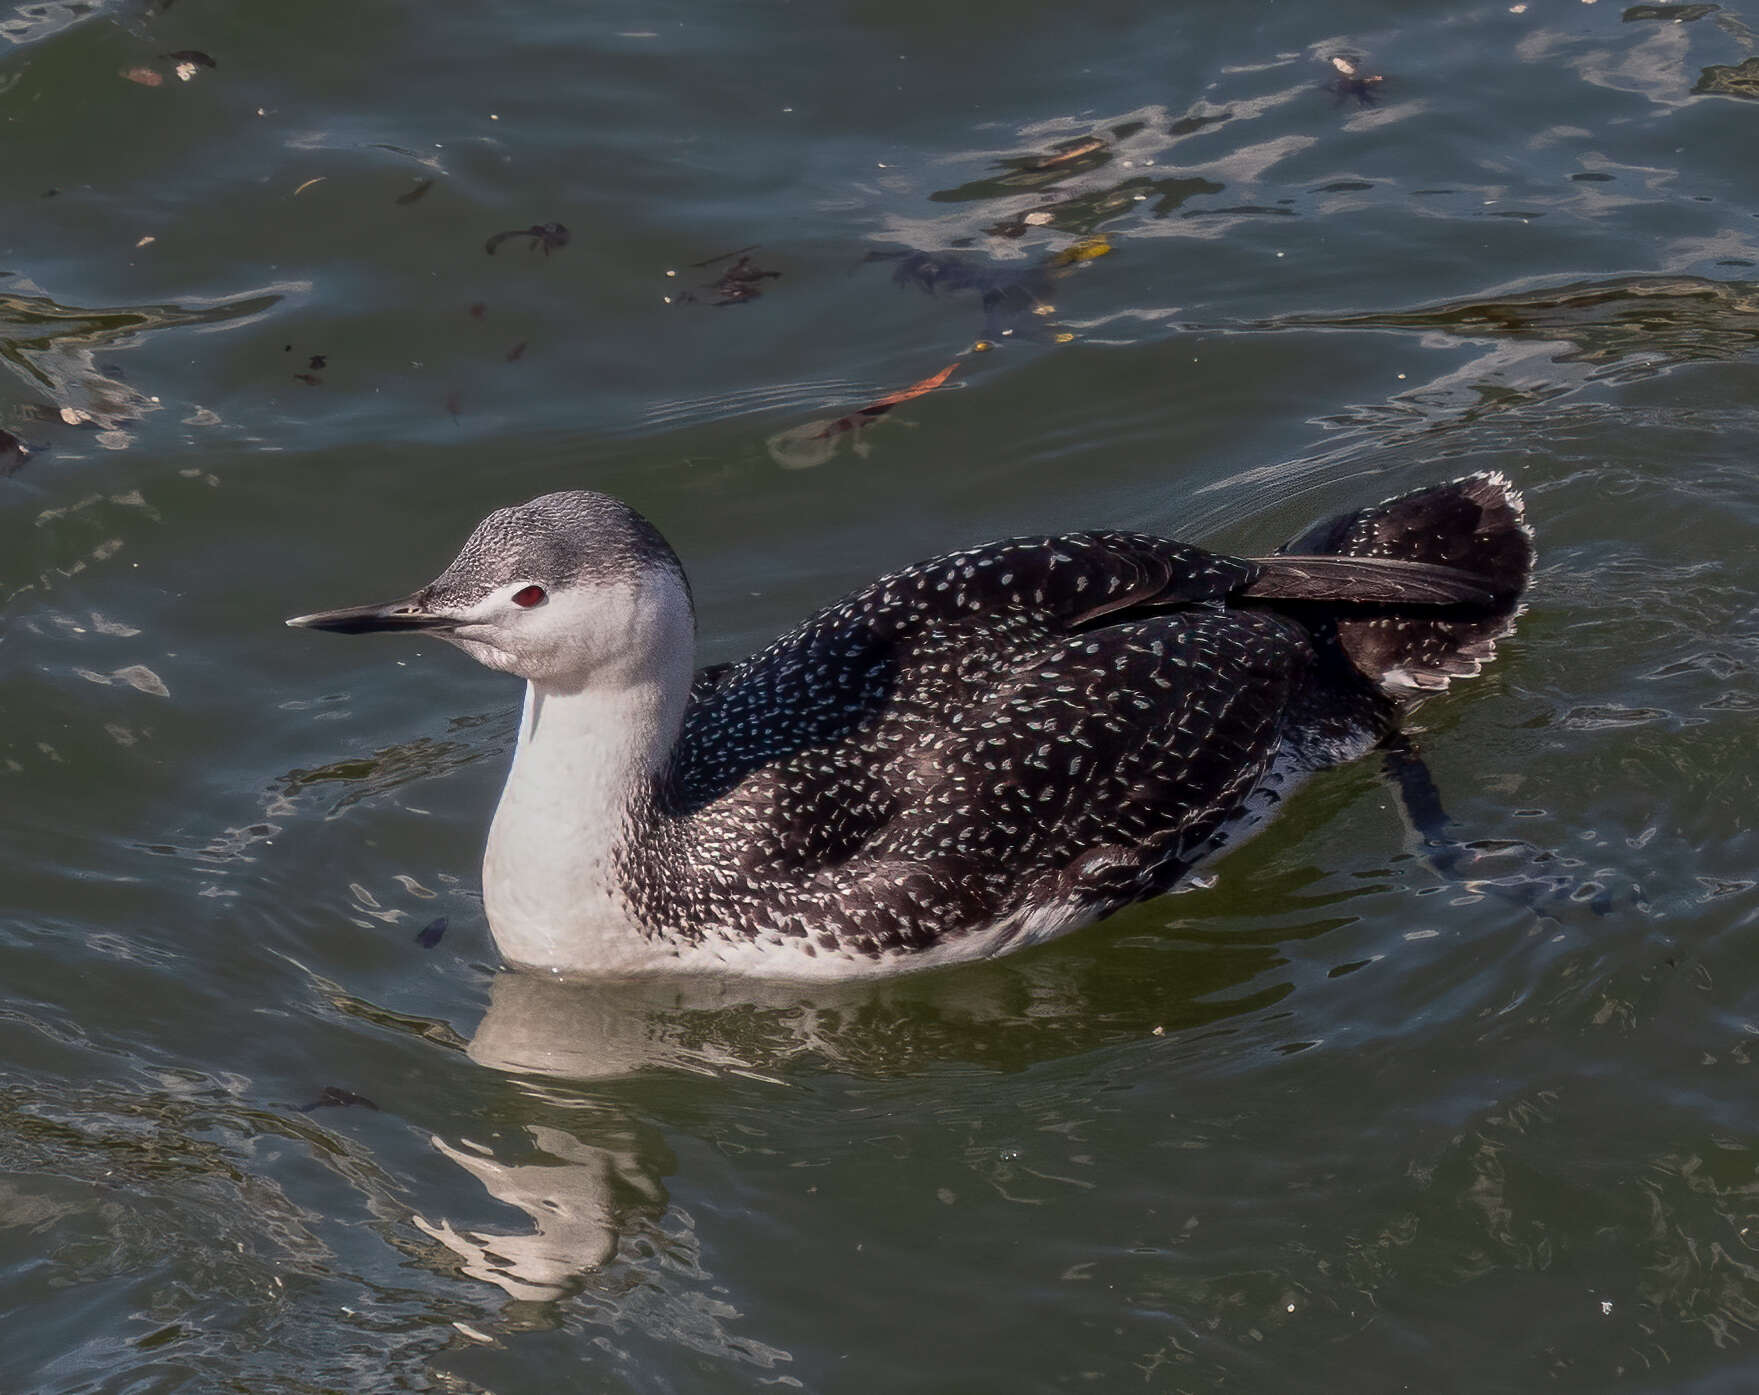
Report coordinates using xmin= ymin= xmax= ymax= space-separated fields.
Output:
xmin=1280 ymin=472 xmax=1534 ymax=697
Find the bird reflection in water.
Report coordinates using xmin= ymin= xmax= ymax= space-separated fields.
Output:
xmin=415 ymin=928 xmax=1302 ymax=1304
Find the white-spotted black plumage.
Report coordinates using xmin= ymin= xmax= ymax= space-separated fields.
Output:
xmin=288 ymin=473 xmax=1533 ymax=979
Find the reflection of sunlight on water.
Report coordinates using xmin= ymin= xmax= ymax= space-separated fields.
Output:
xmin=0 ymin=279 xmax=298 ymax=453
xmin=415 ymin=1126 xmax=664 ymax=1301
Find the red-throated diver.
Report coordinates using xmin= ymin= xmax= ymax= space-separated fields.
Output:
xmin=287 ymin=473 xmax=1532 ymax=980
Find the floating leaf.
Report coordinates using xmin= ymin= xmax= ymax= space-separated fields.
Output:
xmin=766 ymin=361 xmax=960 ymax=469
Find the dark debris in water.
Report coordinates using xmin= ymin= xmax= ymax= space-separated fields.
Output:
xmin=674 ymin=246 xmax=782 ymax=306
xmin=1694 ymin=56 xmax=1759 ymax=99
xmin=1326 ymin=55 xmax=1384 ymax=107
xmin=160 ymin=49 xmax=216 ymax=68
xmin=415 ymin=917 xmax=448 ymax=948
xmin=0 ymin=429 xmax=31 ymax=476
xmin=395 ymin=178 xmax=434 ymax=206
xmin=867 ymin=249 xmax=1054 ymax=340
xmin=296 ymin=1086 xmax=381 ymax=1113
xmin=1624 ymin=3 xmax=1720 ymax=20
xmin=484 ymin=222 xmax=569 ymax=255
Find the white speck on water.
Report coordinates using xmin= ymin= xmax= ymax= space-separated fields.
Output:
xmin=1601 ymin=1299 xmax=1613 ymax=1315
xmin=1404 ymin=929 xmax=1440 ymax=941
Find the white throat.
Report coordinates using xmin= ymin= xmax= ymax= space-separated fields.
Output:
xmin=480 ymin=581 xmax=695 ymax=976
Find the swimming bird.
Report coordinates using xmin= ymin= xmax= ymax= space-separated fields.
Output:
xmin=288 ymin=474 xmax=1532 ymax=980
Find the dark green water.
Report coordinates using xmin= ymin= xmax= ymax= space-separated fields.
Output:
xmin=4 ymin=0 xmax=1759 ymax=1390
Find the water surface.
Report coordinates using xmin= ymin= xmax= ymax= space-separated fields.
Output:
xmin=4 ymin=0 xmax=1759 ymax=1390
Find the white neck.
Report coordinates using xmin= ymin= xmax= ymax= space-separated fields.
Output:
xmin=481 ymin=597 xmax=694 ymax=976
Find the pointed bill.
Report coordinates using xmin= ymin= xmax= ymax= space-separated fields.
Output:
xmin=285 ymin=595 xmax=460 ymax=635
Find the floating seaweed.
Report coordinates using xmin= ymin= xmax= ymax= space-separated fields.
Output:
xmin=867 ymin=249 xmax=1054 ymax=340
xmin=484 ymin=222 xmax=570 ymax=256
xmin=1694 ymin=56 xmax=1759 ymax=99
xmin=672 ymin=246 xmax=782 ymax=306
xmin=864 ymin=236 xmax=1111 ymax=342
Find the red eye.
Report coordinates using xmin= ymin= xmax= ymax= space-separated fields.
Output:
xmin=511 ymin=584 xmax=546 ymax=608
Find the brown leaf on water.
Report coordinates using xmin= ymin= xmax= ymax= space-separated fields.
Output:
xmin=1026 ymin=136 xmax=1107 ymax=171
xmin=836 ymin=359 xmax=960 ymax=424
xmin=121 ymin=66 xmax=164 ymax=87
xmin=766 ymin=361 xmax=961 ymax=469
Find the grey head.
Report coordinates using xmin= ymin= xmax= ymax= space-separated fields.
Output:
xmin=288 ymin=490 xmax=696 ymax=688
